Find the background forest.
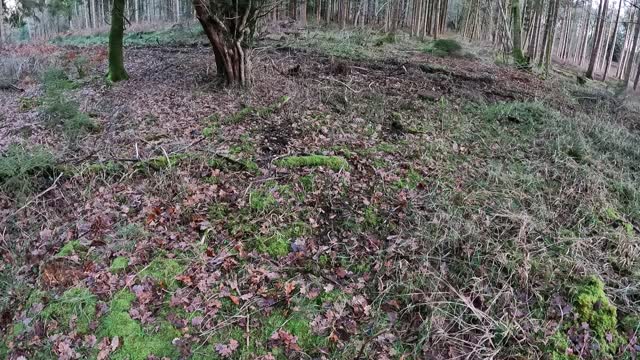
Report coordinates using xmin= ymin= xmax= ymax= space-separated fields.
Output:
xmin=1 ymin=0 xmax=640 ymax=358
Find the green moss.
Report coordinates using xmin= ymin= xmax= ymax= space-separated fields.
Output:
xmin=253 ymin=223 xmax=308 ymax=258
xmin=41 ymin=287 xmax=96 ymax=334
xmin=276 ymin=155 xmax=349 ymax=171
xmin=254 ymin=232 xmax=290 ymax=258
xmin=84 ymin=161 xmax=125 ymax=176
xmin=140 ymin=153 xmax=189 ymax=171
xmin=109 ymin=256 xmax=129 ymax=273
xmin=249 ymin=188 xmax=277 ymax=212
xmin=56 ymin=240 xmax=86 ymax=257
xmin=98 ymin=290 xmax=180 ymax=360
xmin=299 ymin=174 xmax=315 ymax=193
xmin=225 ymin=107 xmax=254 ymax=124
xmin=363 ymin=206 xmax=380 ymax=229
xmin=139 ymin=257 xmax=185 ymax=290
xmin=318 ymin=254 xmax=330 ymax=267
xmin=573 ymin=277 xmax=618 ymax=338
xmin=548 ymin=332 xmax=574 ymax=360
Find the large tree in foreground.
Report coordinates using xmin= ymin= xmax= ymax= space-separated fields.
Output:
xmin=107 ymin=0 xmax=128 ymax=82
xmin=193 ymin=0 xmax=274 ymax=86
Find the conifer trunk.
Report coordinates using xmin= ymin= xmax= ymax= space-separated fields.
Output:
xmin=586 ymin=0 xmax=608 ymax=79
xmin=107 ymin=0 xmax=129 ymax=82
xmin=511 ymin=0 xmax=526 ymax=66
xmin=602 ymin=0 xmax=621 ymax=80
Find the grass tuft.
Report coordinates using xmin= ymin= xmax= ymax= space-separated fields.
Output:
xmin=276 ymin=155 xmax=349 ymax=171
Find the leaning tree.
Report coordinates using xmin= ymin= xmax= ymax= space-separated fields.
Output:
xmin=193 ymin=0 xmax=276 ymax=86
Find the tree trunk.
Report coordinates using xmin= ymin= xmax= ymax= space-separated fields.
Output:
xmin=543 ymin=0 xmax=560 ymax=73
xmin=577 ymin=6 xmax=591 ymax=66
xmin=193 ymin=0 xmax=251 ymax=86
xmin=602 ymin=0 xmax=621 ymax=80
xmin=624 ymin=9 xmax=640 ymax=87
xmin=511 ymin=0 xmax=526 ymax=66
xmin=527 ymin=0 xmax=541 ymax=58
xmin=0 ymin=0 xmax=5 ymax=44
xmin=538 ymin=0 xmax=554 ymax=66
xmin=586 ymin=0 xmax=608 ymax=79
xmin=618 ymin=12 xmax=634 ymax=78
xmin=108 ymin=0 xmax=129 ymax=82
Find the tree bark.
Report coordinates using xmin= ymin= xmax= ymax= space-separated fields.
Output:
xmin=623 ymin=9 xmax=640 ymax=87
xmin=108 ymin=0 xmax=129 ymax=82
xmin=511 ymin=0 xmax=526 ymax=66
xmin=602 ymin=0 xmax=622 ymax=80
xmin=193 ymin=0 xmax=251 ymax=86
xmin=586 ymin=0 xmax=608 ymax=79
xmin=0 ymin=0 xmax=5 ymax=44
xmin=577 ymin=6 xmax=591 ymax=66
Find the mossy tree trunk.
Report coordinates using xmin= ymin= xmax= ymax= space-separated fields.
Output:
xmin=511 ymin=0 xmax=527 ymax=67
xmin=107 ymin=0 xmax=129 ymax=82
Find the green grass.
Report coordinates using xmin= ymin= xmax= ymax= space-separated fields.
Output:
xmin=0 ymin=144 xmax=57 ymax=202
xmin=276 ymin=155 xmax=349 ymax=171
xmin=41 ymin=287 xmax=96 ymax=334
xmin=139 ymin=257 xmax=185 ymax=290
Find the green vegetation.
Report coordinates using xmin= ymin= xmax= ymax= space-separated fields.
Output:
xmin=51 ymin=25 xmax=205 ymax=47
xmin=40 ymin=68 xmax=99 ymax=141
xmin=56 ymin=240 xmax=86 ymax=257
xmin=252 ymin=223 xmax=308 ymax=257
xmin=423 ymin=39 xmax=463 ymax=56
xmin=41 ymin=287 xmax=96 ymax=334
xmin=481 ymin=101 xmax=550 ymax=128
xmin=573 ymin=277 xmax=618 ymax=339
xmin=109 ymin=256 xmax=129 ymax=273
xmin=276 ymin=155 xmax=349 ymax=171
xmin=139 ymin=257 xmax=185 ymax=290
xmin=0 ymin=144 xmax=57 ymax=201
xmin=98 ymin=290 xmax=180 ymax=360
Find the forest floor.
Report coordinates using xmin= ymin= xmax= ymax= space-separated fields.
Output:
xmin=2 ymin=26 xmax=640 ymax=359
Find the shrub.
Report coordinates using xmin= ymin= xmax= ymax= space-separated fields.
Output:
xmin=423 ymin=39 xmax=463 ymax=56
xmin=375 ymin=32 xmax=397 ymax=46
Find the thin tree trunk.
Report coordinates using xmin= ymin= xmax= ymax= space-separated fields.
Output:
xmin=624 ymin=9 xmax=640 ymax=87
xmin=0 ymin=0 xmax=5 ymax=44
xmin=512 ymin=0 xmax=526 ymax=65
xmin=586 ymin=0 xmax=608 ymax=78
xmin=603 ymin=0 xmax=622 ymax=80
